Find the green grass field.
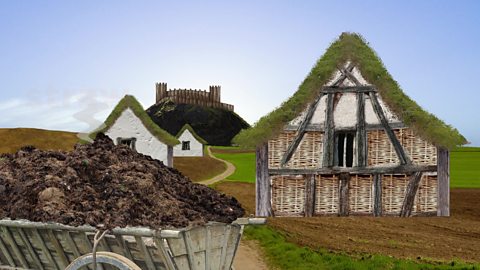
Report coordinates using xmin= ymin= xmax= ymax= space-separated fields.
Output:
xmin=210 ymin=146 xmax=255 ymax=183
xmin=451 ymin=147 xmax=480 ymax=188
xmin=244 ymin=226 xmax=479 ymax=270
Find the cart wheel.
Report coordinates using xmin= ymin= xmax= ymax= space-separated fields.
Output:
xmin=65 ymin=251 xmax=142 ymax=270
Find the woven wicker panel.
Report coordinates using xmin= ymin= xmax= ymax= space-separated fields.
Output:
xmin=268 ymin=131 xmax=323 ymax=169
xmin=396 ymin=128 xmax=437 ymax=165
xmin=349 ymin=174 xmax=374 ymax=214
xmin=269 ymin=131 xmax=295 ymax=169
xmin=382 ymin=174 xmax=409 ymax=214
xmin=415 ymin=173 xmax=438 ymax=213
xmin=367 ymin=130 xmax=400 ymax=166
xmin=314 ymin=174 xmax=339 ymax=214
xmin=271 ymin=175 xmax=305 ymax=216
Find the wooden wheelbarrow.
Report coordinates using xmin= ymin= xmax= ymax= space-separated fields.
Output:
xmin=0 ymin=217 xmax=266 ymax=270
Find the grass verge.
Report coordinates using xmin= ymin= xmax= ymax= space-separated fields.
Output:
xmin=210 ymin=146 xmax=255 ymax=183
xmin=244 ymin=225 xmax=479 ymax=270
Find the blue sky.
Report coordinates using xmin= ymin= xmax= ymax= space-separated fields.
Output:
xmin=0 ymin=1 xmax=479 ymax=145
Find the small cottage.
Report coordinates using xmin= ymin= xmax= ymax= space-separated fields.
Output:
xmin=173 ymin=124 xmax=207 ymax=157
xmin=234 ymin=33 xmax=466 ymax=217
xmin=92 ymin=95 xmax=179 ymax=167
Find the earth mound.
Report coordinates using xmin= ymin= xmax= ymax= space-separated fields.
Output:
xmin=146 ymin=100 xmax=250 ymax=146
xmin=0 ymin=134 xmax=244 ymax=229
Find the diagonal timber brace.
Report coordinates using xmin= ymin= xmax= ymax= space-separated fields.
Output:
xmin=280 ymin=93 xmax=324 ymax=166
xmin=368 ymin=92 xmax=410 ymax=165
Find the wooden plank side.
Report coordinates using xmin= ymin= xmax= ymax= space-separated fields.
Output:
xmin=0 ymin=230 xmax=15 ymax=267
xmin=368 ymin=92 xmax=410 ymax=165
xmin=322 ymin=93 xmax=335 ymax=167
xmin=256 ymin=143 xmax=272 ymax=216
xmin=356 ymin=92 xmax=367 ymax=167
xmin=304 ymin=175 xmax=316 ymax=217
xmin=33 ymin=229 xmax=60 ymax=270
xmin=134 ymin=236 xmax=156 ymax=270
xmin=338 ymin=173 xmax=350 ymax=216
xmin=437 ymin=148 xmax=450 ymax=216
xmin=18 ymin=228 xmax=44 ymax=270
xmin=373 ymin=174 xmax=383 ymax=217
xmin=2 ymin=227 xmax=29 ymax=268
xmin=46 ymin=229 xmax=69 ymax=269
xmin=400 ymin=172 xmax=423 ymax=217
xmin=281 ymin=93 xmax=323 ymax=166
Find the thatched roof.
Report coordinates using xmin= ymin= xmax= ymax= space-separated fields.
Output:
xmin=90 ymin=95 xmax=180 ymax=146
xmin=176 ymin=124 xmax=208 ymax=145
xmin=234 ymin=33 xmax=466 ymax=149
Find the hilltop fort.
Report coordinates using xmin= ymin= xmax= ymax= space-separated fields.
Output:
xmin=155 ymin=82 xmax=234 ymax=111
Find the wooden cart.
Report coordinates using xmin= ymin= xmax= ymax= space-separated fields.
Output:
xmin=0 ymin=218 xmax=266 ymax=270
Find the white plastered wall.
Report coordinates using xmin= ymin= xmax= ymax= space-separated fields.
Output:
xmin=105 ymin=108 xmax=170 ymax=164
xmin=173 ymin=129 xmax=204 ymax=157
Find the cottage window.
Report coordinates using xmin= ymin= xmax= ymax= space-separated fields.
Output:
xmin=335 ymin=132 xmax=354 ymax=167
xmin=117 ymin=137 xmax=136 ymax=150
xmin=182 ymin=141 xmax=190 ymax=150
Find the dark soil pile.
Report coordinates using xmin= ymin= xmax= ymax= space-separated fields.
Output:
xmin=146 ymin=100 xmax=250 ymax=146
xmin=0 ymin=134 xmax=244 ymax=229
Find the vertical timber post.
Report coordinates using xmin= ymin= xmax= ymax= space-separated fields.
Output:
xmin=167 ymin=146 xmax=173 ymax=167
xmin=323 ymin=93 xmax=335 ymax=167
xmin=373 ymin=174 xmax=382 ymax=216
xmin=256 ymin=143 xmax=272 ymax=216
xmin=338 ymin=172 xmax=350 ymax=216
xmin=437 ymin=148 xmax=450 ymax=216
xmin=304 ymin=174 xmax=316 ymax=217
xmin=356 ymin=92 xmax=367 ymax=167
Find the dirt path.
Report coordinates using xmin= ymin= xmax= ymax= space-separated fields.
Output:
xmin=199 ymin=149 xmax=271 ymax=269
xmin=198 ymin=146 xmax=236 ymax=185
xmin=233 ymin=241 xmax=269 ymax=270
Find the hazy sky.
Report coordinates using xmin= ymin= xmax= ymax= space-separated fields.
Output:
xmin=0 ymin=1 xmax=479 ymax=145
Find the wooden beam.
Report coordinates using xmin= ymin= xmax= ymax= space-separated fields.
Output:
xmin=356 ymin=92 xmax=367 ymax=167
xmin=269 ymin=164 xmax=437 ymax=175
xmin=304 ymin=175 xmax=316 ymax=217
xmin=338 ymin=173 xmax=350 ymax=216
xmin=256 ymin=143 xmax=272 ymax=216
xmin=321 ymin=86 xmax=375 ymax=94
xmin=340 ymin=66 xmax=363 ymax=86
xmin=322 ymin=93 xmax=335 ymax=167
xmin=368 ymin=92 xmax=410 ymax=165
xmin=400 ymin=172 xmax=423 ymax=217
xmin=167 ymin=146 xmax=173 ymax=167
xmin=437 ymin=147 xmax=450 ymax=216
xmin=330 ymin=63 xmax=355 ymax=86
xmin=285 ymin=122 xmax=406 ymax=133
xmin=281 ymin=93 xmax=323 ymax=166
xmin=373 ymin=174 xmax=382 ymax=217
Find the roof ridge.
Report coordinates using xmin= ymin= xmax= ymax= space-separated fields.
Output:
xmin=176 ymin=123 xmax=208 ymax=145
xmin=90 ymin=95 xmax=180 ymax=146
xmin=233 ymin=32 xmax=466 ymax=149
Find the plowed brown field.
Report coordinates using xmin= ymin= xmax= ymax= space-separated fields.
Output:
xmin=216 ymin=182 xmax=480 ymax=262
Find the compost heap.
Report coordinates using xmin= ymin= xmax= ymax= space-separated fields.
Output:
xmin=0 ymin=133 xmax=244 ymax=229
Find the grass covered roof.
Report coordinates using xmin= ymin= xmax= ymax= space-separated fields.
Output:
xmin=90 ymin=95 xmax=180 ymax=146
xmin=176 ymin=124 xmax=208 ymax=145
xmin=234 ymin=33 xmax=466 ymax=149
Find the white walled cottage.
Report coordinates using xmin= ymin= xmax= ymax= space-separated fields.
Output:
xmin=93 ymin=95 xmax=179 ymax=167
xmin=173 ymin=124 xmax=207 ymax=157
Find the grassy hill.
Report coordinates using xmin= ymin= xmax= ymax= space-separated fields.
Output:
xmin=0 ymin=128 xmax=80 ymax=154
xmin=146 ymin=100 xmax=250 ymax=146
